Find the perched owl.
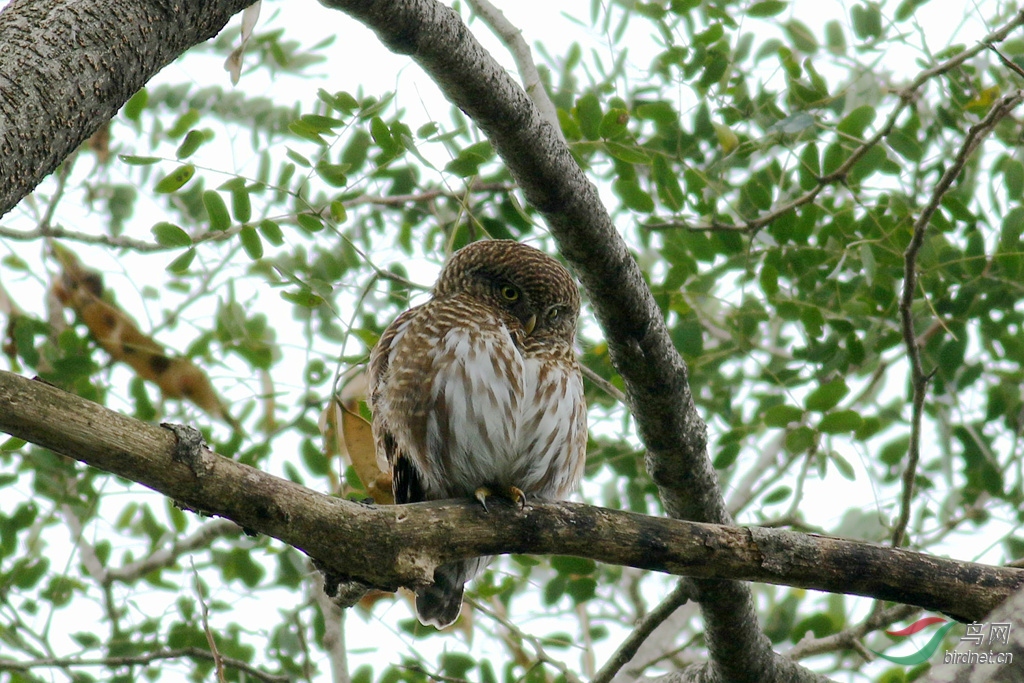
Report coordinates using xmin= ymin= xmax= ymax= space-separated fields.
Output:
xmin=368 ymin=239 xmax=587 ymax=628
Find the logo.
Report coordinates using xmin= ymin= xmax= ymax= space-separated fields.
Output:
xmin=871 ymin=617 xmax=956 ymax=665
xmin=871 ymin=618 xmax=1013 ymax=666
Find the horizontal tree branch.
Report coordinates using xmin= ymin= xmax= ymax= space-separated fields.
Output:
xmin=0 ymin=369 xmax=1019 ymax=624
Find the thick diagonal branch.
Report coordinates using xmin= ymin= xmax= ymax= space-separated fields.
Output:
xmin=0 ymin=0 xmax=252 ymax=216
xmin=313 ymin=2 xmax=771 ymax=680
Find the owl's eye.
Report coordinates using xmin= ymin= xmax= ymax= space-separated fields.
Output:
xmin=499 ymin=285 xmax=520 ymax=301
xmin=547 ymin=307 xmax=561 ymax=322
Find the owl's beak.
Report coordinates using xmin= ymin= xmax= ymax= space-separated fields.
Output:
xmin=524 ymin=313 xmax=537 ymax=336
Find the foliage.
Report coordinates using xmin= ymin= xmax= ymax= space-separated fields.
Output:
xmin=1 ymin=0 xmax=1023 ymax=681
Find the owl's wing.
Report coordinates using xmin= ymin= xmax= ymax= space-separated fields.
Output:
xmin=368 ymin=307 xmax=428 ymax=504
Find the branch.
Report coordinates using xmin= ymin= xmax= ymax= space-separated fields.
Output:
xmin=469 ymin=599 xmax=584 ymax=683
xmin=0 ymin=0 xmax=254 ymax=216
xmin=893 ymin=90 xmax=1024 ymax=548
xmin=465 ymin=0 xmax=563 ymax=141
xmin=1 ymin=370 xmax=1021 ymax=625
xmin=788 ymin=604 xmax=919 ymax=661
xmin=0 ymin=647 xmax=288 ymax=683
xmin=109 ymin=519 xmax=243 ymax=583
xmin=591 ymin=580 xmax=694 ymax=683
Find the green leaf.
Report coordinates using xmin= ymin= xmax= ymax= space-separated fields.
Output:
xmin=370 ymin=116 xmax=395 ymax=149
xmin=785 ymin=426 xmax=816 ymax=453
xmin=154 ymin=164 xmax=195 ymax=193
xmin=239 ymin=226 xmax=263 ymax=260
xmin=202 ymin=190 xmax=231 ymax=231
xmin=330 ymin=200 xmax=348 ymax=223
xmin=612 ymin=178 xmax=655 ymax=213
xmin=543 ymin=575 xmax=566 ymax=605
xmin=122 ymin=88 xmax=148 ymax=121
xmin=230 ymin=185 xmax=252 ymax=223
xmin=1004 ymin=159 xmax=1024 ymax=200
xmin=817 ymin=410 xmax=863 ymax=433
xmin=175 ymin=129 xmax=212 ymax=159
xmin=577 ymin=93 xmax=602 ymax=140
xmin=763 ymin=486 xmax=792 ymax=504
xmin=441 ymin=653 xmax=476 ymax=679
xmin=765 ymin=404 xmax=804 ymax=427
xmin=315 ymin=161 xmax=349 ymax=187
xmin=748 ymin=1 xmax=787 ymax=17
xmin=851 ymin=2 xmax=883 ymax=40
xmin=567 ymin=577 xmax=597 ymax=604
xmin=713 ymin=443 xmax=740 ymax=469
xmin=258 ymin=219 xmax=284 ymax=246
xmin=886 ymin=129 xmax=923 ymax=162
xmin=299 ymin=114 xmax=343 ymax=131
xmin=119 ymin=155 xmax=160 ymax=166
xmin=836 ymin=105 xmax=876 ymax=139
xmin=297 ymin=214 xmax=324 ymax=233
xmin=879 ymin=435 xmax=910 ymax=465
xmin=166 ymin=109 xmax=199 ymax=139
xmin=551 ymin=556 xmax=596 ymax=575
xmin=784 ymin=20 xmax=818 ymax=53
xmin=798 ymin=143 xmax=820 ymax=190
xmin=1 ymin=436 xmax=26 ymax=452
xmin=805 ymin=379 xmax=850 ymax=412
xmin=829 ymin=452 xmax=856 ymax=480
xmin=895 ymin=0 xmax=931 ymax=20
xmin=653 ymin=155 xmax=684 ymax=210
xmin=824 ymin=20 xmax=847 ymax=54
xmin=694 ymin=23 xmax=724 ymax=46
xmin=166 ymin=248 xmax=196 ymax=274
xmin=281 ymin=288 xmax=324 ymax=308
xmin=603 ymin=140 xmax=651 ymax=164
xmin=599 ymin=109 xmax=630 ymax=139
xmin=151 ymin=222 xmax=192 ymax=247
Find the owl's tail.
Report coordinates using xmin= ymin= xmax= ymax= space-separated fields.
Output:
xmin=415 ymin=557 xmax=490 ymax=629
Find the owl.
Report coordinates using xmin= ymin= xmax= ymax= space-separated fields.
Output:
xmin=368 ymin=239 xmax=587 ymax=628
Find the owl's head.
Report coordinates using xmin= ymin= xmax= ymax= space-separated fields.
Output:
xmin=434 ymin=240 xmax=580 ymax=342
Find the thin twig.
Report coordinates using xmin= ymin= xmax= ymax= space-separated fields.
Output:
xmin=787 ymin=604 xmax=918 ymax=660
xmin=467 ymin=597 xmax=585 ymax=683
xmin=892 ymin=90 xmax=1024 ymax=549
xmin=104 ymin=519 xmax=242 ymax=583
xmin=466 ymin=0 xmax=563 ymax=141
xmin=192 ymin=558 xmax=227 ymax=683
xmin=0 ymin=648 xmax=289 ymax=682
xmin=591 ymin=580 xmax=694 ymax=683
xmin=0 ymin=184 xmax=516 ymax=252
xmin=309 ymin=561 xmax=350 ymax=683
xmin=581 ymin=363 xmax=626 ymax=403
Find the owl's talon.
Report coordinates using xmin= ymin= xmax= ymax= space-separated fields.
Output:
xmin=474 ymin=486 xmax=493 ymax=511
xmin=509 ymin=486 xmax=526 ymax=510
xmin=474 ymin=485 xmax=525 ymax=511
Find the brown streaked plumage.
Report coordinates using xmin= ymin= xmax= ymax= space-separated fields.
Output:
xmin=368 ymin=240 xmax=587 ymax=628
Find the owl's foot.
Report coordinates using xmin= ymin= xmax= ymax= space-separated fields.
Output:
xmin=474 ymin=485 xmax=526 ymax=511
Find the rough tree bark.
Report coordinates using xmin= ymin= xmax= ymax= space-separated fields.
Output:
xmin=0 ymin=0 xmax=252 ymax=215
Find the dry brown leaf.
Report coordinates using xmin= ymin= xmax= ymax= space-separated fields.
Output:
xmin=50 ymin=244 xmax=235 ymax=425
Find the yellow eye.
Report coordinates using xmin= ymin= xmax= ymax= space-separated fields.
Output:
xmin=547 ymin=307 xmax=560 ymax=322
xmin=500 ymin=285 xmax=520 ymax=301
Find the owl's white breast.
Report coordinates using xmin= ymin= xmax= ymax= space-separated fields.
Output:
xmin=421 ymin=317 xmax=585 ymax=501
